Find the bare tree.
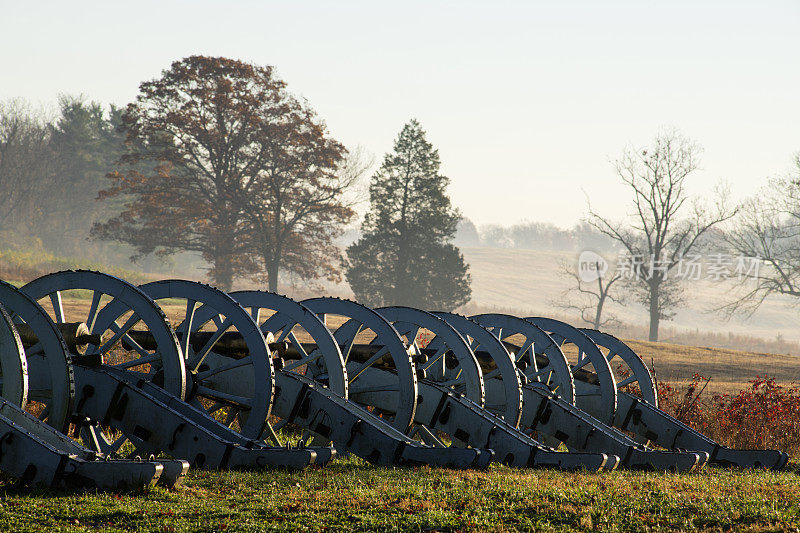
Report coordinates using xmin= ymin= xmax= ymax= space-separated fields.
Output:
xmin=720 ymin=154 xmax=800 ymax=316
xmin=552 ymin=257 xmax=624 ymax=329
xmin=589 ymin=129 xmax=737 ymax=341
xmin=0 ymin=100 xmax=57 ymax=232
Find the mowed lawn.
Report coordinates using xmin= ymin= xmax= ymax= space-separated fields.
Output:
xmin=4 ymin=295 xmax=799 ymax=531
xmin=1 ymin=456 xmax=798 ymax=532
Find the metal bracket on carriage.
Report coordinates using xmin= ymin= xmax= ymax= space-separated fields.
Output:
xmin=583 ymin=330 xmax=789 ymax=470
xmin=500 ymin=317 xmax=706 ymax=472
xmin=0 ymin=397 xmax=172 ymax=490
xmin=0 ymin=295 xmax=186 ymax=490
xmin=168 ymin=289 xmax=491 ymax=469
xmin=16 ymin=273 xmax=326 ymax=472
xmin=69 ymin=364 xmax=321 ymax=471
xmin=357 ymin=306 xmax=615 ymax=471
xmin=270 ymin=370 xmax=493 ymax=469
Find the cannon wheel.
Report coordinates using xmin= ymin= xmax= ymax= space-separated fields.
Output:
xmin=432 ymin=312 xmax=523 ymax=428
xmin=140 ymin=280 xmax=275 ymax=440
xmin=301 ymin=298 xmax=418 ymax=433
xmin=471 ymin=314 xmax=576 ymax=406
xmin=580 ymin=329 xmax=658 ymax=408
xmin=21 ymin=271 xmax=185 ymax=401
xmin=377 ymin=306 xmax=484 ymax=447
xmin=0 ymin=280 xmax=74 ymax=432
xmin=526 ymin=317 xmax=617 ymax=424
xmin=230 ymin=291 xmax=348 ymax=398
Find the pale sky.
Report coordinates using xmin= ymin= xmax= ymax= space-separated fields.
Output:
xmin=2 ymin=1 xmax=798 ymax=227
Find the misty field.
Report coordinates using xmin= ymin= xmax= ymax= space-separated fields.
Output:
xmin=41 ymin=292 xmax=798 ymax=398
xmin=1 ymin=456 xmax=798 ymax=532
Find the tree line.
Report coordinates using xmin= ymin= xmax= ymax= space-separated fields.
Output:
xmin=454 ymin=219 xmax=615 ymax=252
xmin=0 ymin=56 xmax=470 ymax=309
xmin=2 ymin=55 xmax=798 ymax=335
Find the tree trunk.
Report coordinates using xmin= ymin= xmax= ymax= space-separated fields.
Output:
xmin=594 ymin=293 xmax=606 ymax=330
xmin=267 ymin=257 xmax=279 ymax=293
xmin=648 ymin=285 xmax=660 ymax=342
xmin=215 ymin=259 xmax=233 ymax=292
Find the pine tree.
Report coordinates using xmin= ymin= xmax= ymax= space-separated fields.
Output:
xmin=345 ymin=120 xmax=471 ymax=310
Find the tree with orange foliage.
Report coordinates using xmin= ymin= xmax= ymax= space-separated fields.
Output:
xmin=93 ymin=56 xmax=354 ymax=291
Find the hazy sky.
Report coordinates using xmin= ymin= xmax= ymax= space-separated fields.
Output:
xmin=2 ymin=1 xmax=798 ymax=227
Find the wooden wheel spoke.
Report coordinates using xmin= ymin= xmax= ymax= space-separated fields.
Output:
xmin=85 ymin=290 xmax=103 ymax=332
xmin=49 ymin=292 xmax=64 ymax=323
xmin=349 ymin=345 xmax=390 ymax=383
xmin=617 ymin=375 xmax=637 ymax=388
xmin=195 ymin=385 xmax=252 ymax=409
xmin=121 ymin=333 xmax=152 ymax=359
xmin=273 ymin=317 xmax=297 ymax=343
xmin=572 ymin=356 xmax=592 ymax=372
xmin=282 ymin=351 xmax=323 ymax=373
xmin=176 ymin=299 xmax=198 ymax=356
xmin=528 ymin=366 xmax=551 ymax=380
xmin=348 ymin=383 xmax=400 ymax=395
xmin=189 ymin=317 xmax=234 ymax=371
xmin=195 ymin=355 xmax=253 ymax=381
xmin=421 ymin=344 xmax=448 ymax=372
xmin=100 ymin=313 xmax=141 ymax=353
xmin=340 ymin=325 xmax=362 ymax=364
xmin=514 ymin=338 xmax=535 ymax=362
xmin=115 ymin=353 xmax=160 ymax=370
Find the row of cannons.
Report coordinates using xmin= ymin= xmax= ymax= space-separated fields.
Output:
xmin=0 ymin=270 xmax=789 ymax=490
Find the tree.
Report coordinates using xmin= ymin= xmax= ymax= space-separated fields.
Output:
xmin=37 ymin=96 xmax=126 ymax=254
xmin=553 ymin=254 xmax=624 ymax=329
xmin=243 ymin=135 xmax=363 ymax=292
xmin=93 ymin=56 xmax=354 ymax=291
xmin=345 ymin=120 xmax=471 ymax=309
xmin=0 ymin=99 xmax=56 ymax=234
xmin=720 ymin=154 xmax=800 ymax=316
xmin=589 ymin=129 xmax=736 ymax=341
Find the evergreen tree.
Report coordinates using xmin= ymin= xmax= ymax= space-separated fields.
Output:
xmin=345 ymin=120 xmax=471 ymax=309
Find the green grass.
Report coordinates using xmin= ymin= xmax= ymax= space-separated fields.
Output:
xmin=0 ymin=248 xmax=154 ymax=286
xmin=1 ymin=457 xmax=798 ymax=532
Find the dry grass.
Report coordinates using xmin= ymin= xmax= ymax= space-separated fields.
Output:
xmin=623 ymin=338 xmax=799 ymax=397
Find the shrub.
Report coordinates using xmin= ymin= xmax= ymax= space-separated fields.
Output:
xmin=656 ymin=374 xmax=800 ymax=456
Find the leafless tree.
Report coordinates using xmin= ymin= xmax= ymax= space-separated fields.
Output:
xmin=0 ymin=100 xmax=57 ymax=232
xmin=552 ymin=258 xmax=624 ymax=329
xmin=589 ymin=129 xmax=737 ymax=341
xmin=719 ymin=154 xmax=800 ymax=316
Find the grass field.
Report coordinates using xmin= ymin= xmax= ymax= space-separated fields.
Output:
xmin=4 ymin=291 xmax=800 ymax=531
xmin=1 ymin=456 xmax=798 ymax=532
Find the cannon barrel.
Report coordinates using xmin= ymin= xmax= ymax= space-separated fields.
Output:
xmin=15 ymin=321 xmax=102 ymax=355
xmin=121 ymin=330 xmax=599 ymax=384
